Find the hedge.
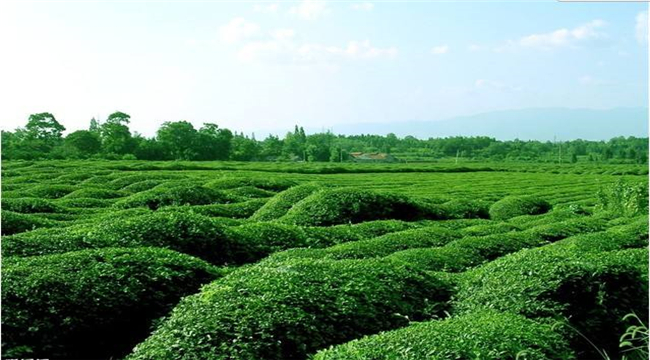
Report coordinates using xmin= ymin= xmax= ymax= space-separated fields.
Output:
xmin=223 ymin=222 xmax=309 ymax=263
xmin=205 ymin=177 xmax=296 ymax=191
xmin=225 ymin=186 xmax=276 ymax=199
xmin=314 ymin=310 xmax=574 ymax=360
xmin=63 ymin=187 xmax=126 ymax=199
xmin=455 ymin=247 xmax=648 ymax=358
xmin=2 ymin=247 xmax=222 ymax=359
xmin=439 ymin=199 xmax=491 ymax=219
xmin=385 ymin=246 xmax=481 ymax=272
xmin=54 ymin=197 xmax=115 ymax=208
xmin=121 ymin=179 xmax=164 ymax=193
xmin=249 ymin=183 xmax=323 ymax=221
xmin=280 ymin=188 xmax=445 ymax=226
xmin=460 ymin=222 xmax=520 ymax=237
xmin=128 ymin=259 xmax=452 ymax=360
xmin=1 ymin=210 xmax=57 ymax=235
xmin=24 ymin=184 xmax=79 ymax=199
xmin=489 ymin=196 xmax=551 ymax=220
xmin=158 ymin=198 xmax=268 ymax=219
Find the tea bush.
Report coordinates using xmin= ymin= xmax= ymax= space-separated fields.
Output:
xmin=113 ymin=185 xmax=233 ymax=210
xmin=314 ymin=310 xmax=574 ymax=360
xmin=249 ymin=183 xmax=323 ymax=221
xmin=439 ymin=199 xmax=491 ymax=219
xmin=159 ymin=198 xmax=269 ymax=219
xmin=128 ymin=258 xmax=452 ymax=360
xmin=1 ymin=210 xmax=57 ymax=235
xmin=455 ymin=247 xmax=648 ymax=358
xmin=121 ymin=179 xmax=164 ymax=193
xmin=1 ymin=197 xmax=61 ymax=213
xmin=489 ymin=196 xmax=551 ymax=220
xmin=225 ymin=186 xmax=276 ymax=199
xmin=54 ymin=197 xmax=115 ymax=208
xmin=460 ymin=222 xmax=520 ymax=237
xmin=223 ymin=222 xmax=309 ymax=263
xmin=280 ymin=188 xmax=445 ymax=226
xmin=63 ymin=187 xmax=125 ymax=199
xmin=25 ymin=184 xmax=79 ymax=199
xmin=386 ymin=246 xmax=481 ymax=272
xmin=205 ymin=177 xmax=296 ymax=191
xmin=2 ymin=247 xmax=222 ymax=359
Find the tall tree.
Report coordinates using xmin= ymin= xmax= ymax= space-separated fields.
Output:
xmin=157 ymin=121 xmax=198 ymax=160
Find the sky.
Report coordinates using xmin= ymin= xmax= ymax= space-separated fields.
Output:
xmin=0 ymin=0 xmax=647 ymax=137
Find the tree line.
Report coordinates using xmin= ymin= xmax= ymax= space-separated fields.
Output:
xmin=1 ymin=111 xmax=648 ymax=164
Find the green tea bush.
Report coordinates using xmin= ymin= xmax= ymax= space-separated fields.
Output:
xmin=128 ymin=258 xmax=452 ymax=360
xmin=507 ymin=209 xmax=582 ymax=229
xmin=121 ymin=179 xmax=164 ymax=193
xmin=386 ymin=246 xmax=481 ymax=272
xmin=113 ymin=185 xmax=232 ymax=210
xmin=455 ymin=247 xmax=648 ymax=358
xmin=2 ymin=247 xmax=222 ymax=359
xmin=280 ymin=188 xmax=444 ymax=226
xmin=159 ymin=198 xmax=269 ymax=219
xmin=25 ymin=184 xmax=79 ymax=199
xmin=224 ymin=222 xmax=309 ymax=263
xmin=225 ymin=186 xmax=276 ymax=199
xmin=1 ymin=197 xmax=61 ymax=213
xmin=439 ymin=199 xmax=491 ymax=219
xmin=460 ymin=222 xmax=520 ymax=237
xmin=489 ymin=196 xmax=551 ymax=220
xmin=63 ymin=187 xmax=125 ymax=199
xmin=1 ymin=210 xmax=57 ymax=235
xmin=249 ymin=183 xmax=323 ymax=221
xmin=345 ymin=219 xmax=422 ymax=238
xmin=596 ymin=179 xmax=649 ymax=217
xmin=433 ymin=218 xmax=493 ymax=230
xmin=525 ymin=217 xmax=608 ymax=241
xmin=321 ymin=226 xmax=461 ymax=260
xmin=302 ymin=226 xmax=363 ymax=247
xmin=54 ymin=197 xmax=115 ymax=208
xmin=205 ymin=177 xmax=296 ymax=191
xmin=314 ymin=310 xmax=574 ymax=360
xmin=107 ymin=174 xmax=184 ymax=189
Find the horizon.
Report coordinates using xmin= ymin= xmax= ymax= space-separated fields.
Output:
xmin=0 ymin=1 xmax=648 ymax=137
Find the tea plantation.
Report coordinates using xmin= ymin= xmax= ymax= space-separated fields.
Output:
xmin=1 ymin=160 xmax=648 ymax=359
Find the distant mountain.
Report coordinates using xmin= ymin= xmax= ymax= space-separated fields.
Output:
xmin=330 ymin=107 xmax=649 ymax=141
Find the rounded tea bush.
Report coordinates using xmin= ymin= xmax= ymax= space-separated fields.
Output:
xmin=24 ymin=184 xmax=79 ymax=199
xmin=159 ymin=198 xmax=269 ymax=219
xmin=1 ymin=210 xmax=57 ymax=235
xmin=63 ymin=187 xmax=126 ymax=199
xmin=439 ymin=199 xmax=491 ymax=219
xmin=2 ymin=247 xmax=222 ymax=359
xmin=128 ymin=258 xmax=452 ymax=360
xmin=205 ymin=177 xmax=296 ymax=191
xmin=314 ymin=310 xmax=574 ymax=360
xmin=455 ymin=247 xmax=648 ymax=358
xmin=1 ymin=197 xmax=61 ymax=214
xmin=489 ymin=196 xmax=551 ymax=220
xmin=113 ymin=185 xmax=232 ymax=210
xmin=250 ymin=183 xmax=323 ymax=221
xmin=223 ymin=222 xmax=309 ymax=263
xmin=280 ymin=188 xmax=444 ymax=226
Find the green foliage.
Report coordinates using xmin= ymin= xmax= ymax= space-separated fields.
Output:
xmin=1 ymin=210 xmax=57 ymax=235
xmin=223 ymin=222 xmax=308 ymax=263
xmin=113 ymin=185 xmax=232 ymax=210
xmin=64 ymin=187 xmax=125 ymax=199
xmin=596 ymin=179 xmax=649 ymax=217
xmin=25 ymin=184 xmax=78 ymax=199
xmin=439 ymin=198 xmax=491 ymax=219
xmin=386 ymin=246 xmax=481 ymax=272
xmin=489 ymin=195 xmax=552 ymax=220
xmin=455 ymin=247 xmax=649 ymax=358
xmin=159 ymin=198 xmax=269 ymax=219
xmin=460 ymin=222 xmax=520 ymax=237
xmin=2 ymin=247 xmax=221 ymax=359
xmin=205 ymin=177 xmax=296 ymax=191
xmin=280 ymin=188 xmax=445 ymax=226
xmin=619 ymin=313 xmax=649 ymax=360
xmin=314 ymin=310 xmax=575 ymax=360
xmin=1 ymin=197 xmax=61 ymax=213
xmin=250 ymin=183 xmax=322 ymax=221
xmin=128 ymin=259 xmax=452 ymax=360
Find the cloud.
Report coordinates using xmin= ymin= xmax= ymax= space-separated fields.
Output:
xmin=219 ymin=18 xmax=260 ymax=44
xmin=271 ymin=28 xmax=295 ymax=41
xmin=516 ymin=20 xmax=607 ymax=50
xmin=253 ymin=3 xmax=279 ymax=14
xmin=636 ymin=11 xmax=648 ymax=45
xmin=289 ymin=0 xmax=329 ymax=20
xmin=431 ymin=45 xmax=449 ymax=55
xmin=351 ymin=2 xmax=374 ymax=11
xmin=467 ymin=44 xmax=484 ymax=52
xmin=579 ymin=75 xmax=612 ymax=86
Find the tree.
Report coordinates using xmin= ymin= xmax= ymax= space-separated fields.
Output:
xmin=64 ymin=130 xmax=101 ymax=156
xmin=106 ymin=111 xmax=131 ymax=125
xmin=89 ymin=117 xmax=101 ymax=134
xmin=230 ymin=133 xmax=259 ymax=161
xmin=25 ymin=113 xmax=65 ymax=141
xmin=101 ymin=112 xmax=134 ymax=155
xmin=157 ymin=121 xmax=198 ymax=160
xmin=194 ymin=123 xmax=233 ymax=160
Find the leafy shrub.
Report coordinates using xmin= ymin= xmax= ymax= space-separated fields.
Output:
xmin=386 ymin=246 xmax=481 ymax=272
xmin=507 ymin=209 xmax=582 ymax=229
xmin=2 ymin=247 xmax=222 ymax=359
xmin=107 ymin=174 xmax=183 ymax=189
xmin=224 ymin=222 xmax=309 ymax=263
xmin=1 ymin=197 xmax=61 ymax=213
xmin=439 ymin=199 xmax=491 ymax=219
xmin=113 ymin=185 xmax=232 ymax=210
xmin=225 ymin=186 xmax=276 ymax=199
xmin=280 ymin=188 xmax=444 ymax=226
xmin=64 ymin=187 xmax=125 ymax=199
xmin=159 ymin=198 xmax=269 ymax=219
xmin=1 ymin=210 xmax=57 ymax=235
xmin=314 ymin=310 xmax=574 ymax=360
xmin=128 ymin=259 xmax=452 ymax=360
xmin=249 ymin=183 xmax=323 ymax=221
xmin=302 ymin=226 xmax=363 ymax=248
xmin=460 ymin=222 xmax=520 ymax=237
xmin=489 ymin=196 xmax=551 ymax=220
xmin=25 ymin=184 xmax=79 ymax=199
xmin=54 ymin=197 xmax=115 ymax=208
xmin=344 ymin=219 xmax=422 ymax=238
xmin=433 ymin=218 xmax=493 ymax=230
xmin=596 ymin=179 xmax=649 ymax=217
xmin=205 ymin=177 xmax=296 ymax=191
xmin=121 ymin=179 xmax=164 ymax=193
xmin=321 ymin=226 xmax=461 ymax=260
xmin=455 ymin=247 xmax=648 ymax=358
xmin=524 ymin=217 xmax=607 ymax=241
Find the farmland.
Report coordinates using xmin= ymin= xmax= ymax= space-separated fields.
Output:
xmin=1 ymin=159 xmax=648 ymax=359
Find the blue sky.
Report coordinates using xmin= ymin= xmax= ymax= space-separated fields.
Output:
xmin=0 ymin=1 xmax=647 ymax=137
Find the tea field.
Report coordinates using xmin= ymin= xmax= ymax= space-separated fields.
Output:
xmin=1 ymin=160 xmax=648 ymax=359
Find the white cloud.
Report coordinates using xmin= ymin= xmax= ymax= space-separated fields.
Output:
xmin=219 ymin=17 xmax=260 ymax=44
xmin=516 ymin=20 xmax=606 ymax=50
xmin=289 ymin=0 xmax=329 ymax=20
xmin=351 ymin=2 xmax=374 ymax=11
xmin=431 ymin=45 xmax=449 ymax=55
xmin=467 ymin=44 xmax=484 ymax=52
xmin=271 ymin=28 xmax=295 ymax=41
xmin=579 ymin=75 xmax=611 ymax=86
xmin=636 ymin=11 xmax=648 ymax=45
xmin=253 ymin=3 xmax=279 ymax=14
